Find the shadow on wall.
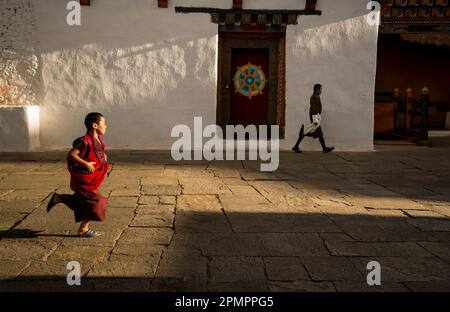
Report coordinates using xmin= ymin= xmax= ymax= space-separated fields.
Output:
xmin=34 ymin=1 xmax=220 ymax=148
xmin=26 ymin=0 xmax=376 ymax=148
xmin=31 ymin=0 xmax=372 ymax=54
xmin=285 ymin=1 xmax=378 ymax=151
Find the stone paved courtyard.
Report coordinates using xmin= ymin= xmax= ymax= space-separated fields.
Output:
xmin=0 ymin=139 xmax=449 ymax=292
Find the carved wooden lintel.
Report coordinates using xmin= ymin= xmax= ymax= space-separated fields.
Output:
xmin=176 ymin=7 xmax=321 ymax=26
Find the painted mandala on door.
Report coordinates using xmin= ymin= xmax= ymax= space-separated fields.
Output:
xmin=233 ymin=63 xmax=266 ymax=99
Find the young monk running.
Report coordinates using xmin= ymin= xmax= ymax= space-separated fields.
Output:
xmin=46 ymin=112 xmax=110 ymax=237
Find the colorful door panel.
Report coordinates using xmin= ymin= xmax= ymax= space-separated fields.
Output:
xmin=231 ymin=48 xmax=269 ymax=126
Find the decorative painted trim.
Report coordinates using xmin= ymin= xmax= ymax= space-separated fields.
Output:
xmin=278 ymin=34 xmax=286 ymax=132
xmin=80 ymin=0 xmax=90 ymax=5
xmin=175 ymin=7 xmax=321 ymax=26
xmin=217 ymin=30 xmax=286 ymax=139
xmin=380 ymin=23 xmax=450 ymax=33
xmin=380 ymin=0 xmax=450 ymax=33
xmin=381 ymin=0 xmax=450 ymax=23
xmin=382 ymin=18 xmax=450 ymax=24
xmin=175 ymin=7 xmax=321 ymax=15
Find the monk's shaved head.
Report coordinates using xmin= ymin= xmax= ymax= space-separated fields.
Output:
xmin=84 ymin=112 xmax=104 ymax=131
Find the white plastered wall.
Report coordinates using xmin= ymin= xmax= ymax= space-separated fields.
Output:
xmin=283 ymin=0 xmax=378 ymax=151
xmin=28 ymin=0 xmax=377 ymax=150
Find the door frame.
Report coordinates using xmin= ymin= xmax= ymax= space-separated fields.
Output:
xmin=217 ymin=27 xmax=286 ymax=138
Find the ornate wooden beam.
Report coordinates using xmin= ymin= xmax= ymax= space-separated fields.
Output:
xmin=175 ymin=7 xmax=321 ymax=26
xmin=381 ymin=0 xmax=449 ymax=22
xmin=175 ymin=8 xmax=321 ymax=15
xmin=380 ymin=23 xmax=450 ymax=33
xmin=380 ymin=0 xmax=450 ymax=33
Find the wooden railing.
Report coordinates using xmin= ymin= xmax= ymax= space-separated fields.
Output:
xmin=375 ymin=87 xmax=439 ymax=141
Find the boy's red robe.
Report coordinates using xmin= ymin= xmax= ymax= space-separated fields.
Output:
xmin=62 ymin=134 xmax=110 ymax=222
xmin=68 ymin=134 xmax=109 ymax=193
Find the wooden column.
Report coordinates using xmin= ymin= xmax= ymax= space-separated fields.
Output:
xmin=420 ymin=87 xmax=429 ymax=141
xmin=406 ymin=88 xmax=414 ymax=134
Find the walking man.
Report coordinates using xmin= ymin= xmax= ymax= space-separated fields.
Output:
xmin=292 ymin=84 xmax=335 ymax=153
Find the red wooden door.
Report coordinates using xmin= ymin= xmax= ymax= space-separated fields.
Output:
xmin=231 ymin=49 xmax=269 ymax=126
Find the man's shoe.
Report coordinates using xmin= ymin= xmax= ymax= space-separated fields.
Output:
xmin=292 ymin=147 xmax=302 ymax=153
xmin=323 ymin=147 xmax=335 ymax=154
xmin=78 ymin=229 xmax=100 ymax=238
